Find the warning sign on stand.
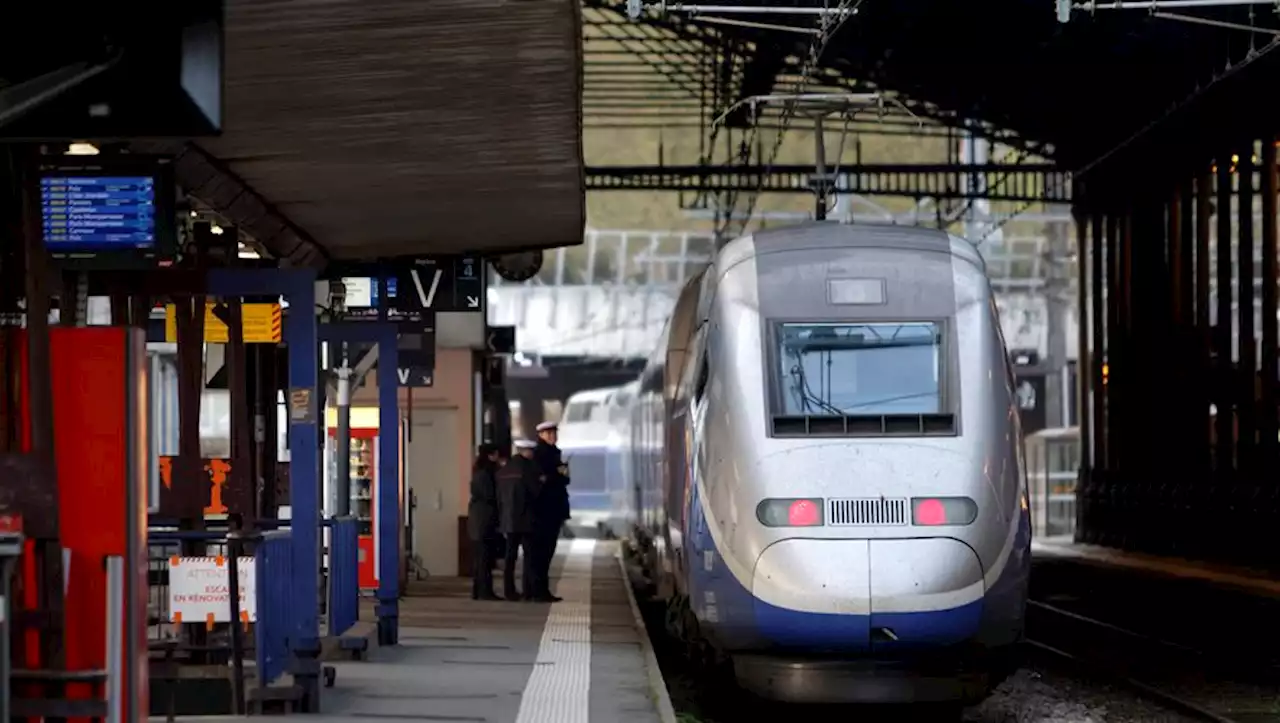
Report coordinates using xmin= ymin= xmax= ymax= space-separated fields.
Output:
xmin=168 ymin=556 xmax=257 ymax=624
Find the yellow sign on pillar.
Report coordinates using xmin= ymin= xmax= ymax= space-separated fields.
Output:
xmin=164 ymin=302 xmax=283 ymax=344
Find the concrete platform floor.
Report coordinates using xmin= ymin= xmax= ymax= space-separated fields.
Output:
xmin=318 ymin=538 xmax=672 ymax=723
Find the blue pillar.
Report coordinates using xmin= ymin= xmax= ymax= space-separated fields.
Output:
xmin=209 ymin=268 xmax=322 ymax=712
xmin=375 ymin=326 xmax=400 ymax=645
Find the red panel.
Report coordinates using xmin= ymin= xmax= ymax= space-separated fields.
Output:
xmin=50 ymin=327 xmax=128 ymax=723
xmin=331 ymin=428 xmax=381 ymax=585
xmin=11 ymin=329 xmax=147 ymax=721
xmin=358 ymin=536 xmax=377 ymax=589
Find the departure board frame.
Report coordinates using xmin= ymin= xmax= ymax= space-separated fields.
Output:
xmin=35 ymin=155 xmax=178 ymax=270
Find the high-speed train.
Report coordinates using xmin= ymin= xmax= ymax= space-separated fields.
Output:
xmin=614 ymin=222 xmax=1032 ymax=707
xmin=557 ymin=385 xmax=632 ymax=534
xmin=556 ymin=387 xmax=614 ymax=532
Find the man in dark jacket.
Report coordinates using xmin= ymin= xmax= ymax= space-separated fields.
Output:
xmin=466 ymin=443 xmax=501 ymax=600
xmin=531 ymin=421 xmax=570 ymax=602
xmin=496 ymin=439 xmax=543 ymax=601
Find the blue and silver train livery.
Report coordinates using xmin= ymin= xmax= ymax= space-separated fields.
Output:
xmin=556 ymin=386 xmax=620 ymax=534
xmin=617 ymin=222 xmax=1032 ymax=706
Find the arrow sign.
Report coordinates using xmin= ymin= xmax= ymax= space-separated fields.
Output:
xmin=396 ymin=345 xmax=435 ymax=388
xmin=486 ymin=325 xmax=516 ymax=355
xmin=391 ymin=255 xmax=485 ymax=314
xmin=453 ymin=255 xmax=484 ymax=312
xmin=396 ymin=366 xmax=433 ymax=387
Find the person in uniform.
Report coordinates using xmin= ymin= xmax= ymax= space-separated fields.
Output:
xmin=497 ymin=439 xmax=543 ymax=601
xmin=466 ymin=443 xmax=501 ymax=600
xmin=531 ymin=421 xmax=570 ymax=602
xmin=488 ymin=448 xmax=512 ymax=569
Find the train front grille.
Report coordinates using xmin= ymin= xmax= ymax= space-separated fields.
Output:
xmin=826 ymin=497 xmax=909 ymax=526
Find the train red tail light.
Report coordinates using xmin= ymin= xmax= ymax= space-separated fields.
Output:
xmin=788 ymin=499 xmax=821 ymax=526
xmin=911 ymin=497 xmax=978 ymax=526
xmin=756 ymin=498 xmax=824 ymax=527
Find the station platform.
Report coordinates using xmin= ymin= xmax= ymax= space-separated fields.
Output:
xmin=1032 ymin=537 xmax=1280 ymax=598
xmin=318 ymin=538 xmax=674 ymax=723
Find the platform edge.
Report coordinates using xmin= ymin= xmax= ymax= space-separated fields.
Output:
xmin=615 ymin=549 xmax=678 ymax=723
xmin=1032 ymin=540 xmax=1280 ymax=598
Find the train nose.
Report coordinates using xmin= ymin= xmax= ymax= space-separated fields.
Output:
xmin=751 ymin=538 xmax=985 ymax=652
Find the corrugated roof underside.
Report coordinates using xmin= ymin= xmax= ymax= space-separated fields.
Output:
xmin=200 ymin=0 xmax=585 ymax=259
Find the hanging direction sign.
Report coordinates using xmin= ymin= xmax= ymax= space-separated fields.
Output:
xmin=395 ymin=255 xmax=485 ymax=314
xmin=320 ymin=253 xmax=485 ymax=322
xmin=485 ymin=325 xmax=516 ymax=355
xmin=396 ymin=360 xmax=434 ymax=387
xmin=395 ymin=332 xmax=435 ymax=388
xmin=329 ymin=274 xmax=439 ymax=330
xmin=396 ymin=351 xmax=435 ymax=387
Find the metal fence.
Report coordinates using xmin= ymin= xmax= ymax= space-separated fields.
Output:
xmin=145 ymin=531 xmax=246 ymax=646
xmin=146 ymin=528 xmax=259 ymax=715
xmin=326 ymin=518 xmax=359 ymax=637
xmin=254 ymin=530 xmax=293 ymax=686
xmin=142 ymin=516 xmax=360 ymax=712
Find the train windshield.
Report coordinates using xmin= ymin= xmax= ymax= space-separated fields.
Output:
xmin=774 ymin=321 xmax=942 ymax=416
xmin=564 ymin=400 xmax=600 ymax=423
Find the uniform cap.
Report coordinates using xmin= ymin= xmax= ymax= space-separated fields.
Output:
xmin=535 ymin=421 xmax=558 ymax=432
xmin=514 ymin=439 xmax=537 ymax=449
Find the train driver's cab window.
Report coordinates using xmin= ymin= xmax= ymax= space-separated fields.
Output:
xmin=563 ymin=400 xmax=598 ymax=423
xmin=774 ymin=321 xmax=942 ymax=416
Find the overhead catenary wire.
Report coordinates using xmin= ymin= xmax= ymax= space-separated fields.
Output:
xmin=715 ymin=0 xmax=868 ymax=241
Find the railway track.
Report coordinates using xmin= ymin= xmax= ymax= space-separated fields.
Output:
xmin=1026 ymin=600 xmax=1262 ymax=723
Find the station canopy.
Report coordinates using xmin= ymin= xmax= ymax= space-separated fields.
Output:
xmin=145 ymin=0 xmax=588 ymax=265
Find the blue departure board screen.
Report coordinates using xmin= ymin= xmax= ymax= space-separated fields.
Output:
xmin=40 ymin=175 xmax=158 ymax=250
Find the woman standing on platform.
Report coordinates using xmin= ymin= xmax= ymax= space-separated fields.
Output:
xmin=467 ymin=443 xmax=502 ymax=600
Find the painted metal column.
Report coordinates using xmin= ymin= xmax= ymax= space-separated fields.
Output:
xmin=1213 ymin=155 xmax=1234 ymax=484
xmin=334 ymin=356 xmax=352 ymax=517
xmin=375 ymin=323 xmax=401 ymax=646
xmin=1071 ymin=198 xmax=1092 ymax=487
xmin=1089 ymin=212 xmax=1107 ymax=477
xmin=1193 ymin=173 xmax=1213 ymax=490
xmin=318 ymin=320 xmax=401 ymax=646
xmin=1260 ymin=138 xmax=1279 ymax=485
xmin=1236 ymin=147 xmax=1257 ymax=480
xmin=209 ymin=268 xmax=322 ymax=711
xmin=330 ymin=279 xmax=352 ymax=518
xmin=281 ymin=271 xmax=321 ymax=696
